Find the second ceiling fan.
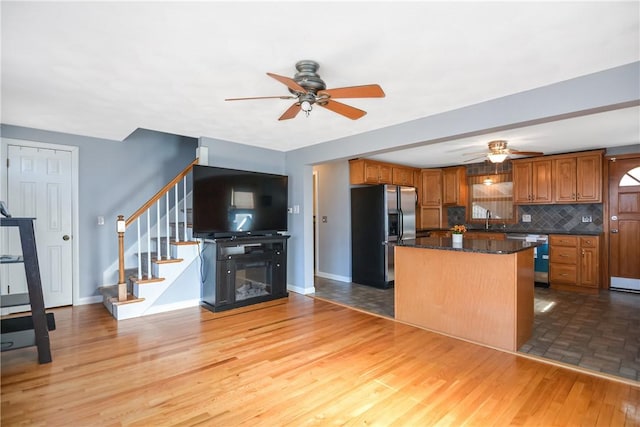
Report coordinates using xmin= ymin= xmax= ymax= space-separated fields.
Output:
xmin=466 ymin=140 xmax=543 ymax=163
xmin=225 ymin=60 xmax=385 ymax=121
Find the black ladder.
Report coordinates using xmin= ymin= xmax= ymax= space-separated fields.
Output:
xmin=1 ymin=217 xmax=55 ymax=364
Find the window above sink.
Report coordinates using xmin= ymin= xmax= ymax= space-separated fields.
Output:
xmin=467 ymin=172 xmax=517 ymax=224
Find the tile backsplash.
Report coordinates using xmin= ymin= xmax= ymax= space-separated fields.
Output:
xmin=447 ymin=203 xmax=603 ymax=234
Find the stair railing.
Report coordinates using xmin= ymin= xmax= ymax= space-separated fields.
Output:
xmin=116 ymin=158 xmax=199 ymax=301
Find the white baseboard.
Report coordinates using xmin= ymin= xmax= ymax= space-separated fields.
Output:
xmin=314 ymin=271 xmax=351 ymax=283
xmin=75 ymin=295 xmax=103 ymax=306
xmin=287 ymin=284 xmax=316 ymax=295
xmin=145 ymin=298 xmax=201 ymax=316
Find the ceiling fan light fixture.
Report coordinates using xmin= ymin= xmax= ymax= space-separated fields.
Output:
xmin=488 ymin=153 xmax=508 ymax=163
xmin=300 ymin=100 xmax=312 ymax=116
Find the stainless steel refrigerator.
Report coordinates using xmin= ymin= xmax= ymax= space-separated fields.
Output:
xmin=351 ymin=185 xmax=416 ymax=288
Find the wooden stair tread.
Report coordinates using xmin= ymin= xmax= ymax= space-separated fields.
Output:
xmin=109 ymin=295 xmax=145 ymax=305
xmin=129 ymin=276 xmax=165 ymax=284
xmin=99 ymin=285 xmax=145 ymax=305
xmin=172 ymin=241 xmax=198 ymax=246
xmin=154 ymin=258 xmax=184 ymax=264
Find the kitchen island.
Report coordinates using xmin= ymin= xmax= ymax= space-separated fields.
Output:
xmin=394 ymin=237 xmax=538 ymax=352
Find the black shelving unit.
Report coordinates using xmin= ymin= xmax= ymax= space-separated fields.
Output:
xmin=201 ymin=235 xmax=289 ymax=312
xmin=1 ymin=217 xmax=55 ymax=364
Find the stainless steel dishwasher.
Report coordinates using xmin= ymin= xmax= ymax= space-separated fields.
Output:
xmin=506 ymin=233 xmax=549 ymax=287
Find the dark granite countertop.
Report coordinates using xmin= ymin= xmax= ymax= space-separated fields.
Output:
xmin=417 ymin=228 xmax=602 ymax=236
xmin=397 ymin=236 xmax=541 ymax=254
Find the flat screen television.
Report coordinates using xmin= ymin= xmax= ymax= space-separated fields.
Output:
xmin=192 ymin=165 xmax=289 ymax=238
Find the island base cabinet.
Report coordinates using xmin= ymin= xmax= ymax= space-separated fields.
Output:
xmin=394 ymin=246 xmax=534 ymax=352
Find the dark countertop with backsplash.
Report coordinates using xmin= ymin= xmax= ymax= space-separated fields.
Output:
xmin=418 ymin=228 xmax=602 ymax=236
xmin=438 ymin=202 xmax=604 ymax=236
xmin=398 ymin=237 xmax=541 ymax=254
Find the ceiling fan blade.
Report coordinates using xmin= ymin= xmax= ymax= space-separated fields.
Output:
xmin=318 ymin=100 xmax=367 ymax=120
xmin=464 ymin=155 xmax=488 ymax=163
xmin=278 ymin=103 xmax=301 ymax=121
xmin=510 ymin=150 xmax=544 ymax=156
xmin=225 ymin=95 xmax=296 ymax=101
xmin=267 ymin=72 xmax=308 ymax=94
xmin=319 ymin=84 xmax=385 ymax=99
xmin=463 ymin=151 xmax=488 ymax=157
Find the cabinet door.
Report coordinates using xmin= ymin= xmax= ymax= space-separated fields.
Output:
xmin=532 ymin=160 xmax=552 ymax=203
xmin=420 ymin=206 xmax=441 ymax=228
xmin=512 ymin=161 xmax=532 ymax=204
xmin=392 ymin=167 xmax=414 ymax=186
xmin=576 ymin=154 xmax=602 ymax=202
xmin=421 ymin=170 xmax=442 ymax=206
xmin=378 ymin=164 xmax=393 ymax=184
xmin=579 ymin=236 xmax=599 ymax=288
xmin=364 ymin=163 xmax=382 ymax=183
xmin=442 ymin=167 xmax=466 ymax=206
xmin=553 ymin=157 xmax=577 ymax=202
xmin=580 ymin=246 xmax=599 ymax=288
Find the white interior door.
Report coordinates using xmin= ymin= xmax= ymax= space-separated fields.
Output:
xmin=5 ymin=144 xmax=73 ymax=308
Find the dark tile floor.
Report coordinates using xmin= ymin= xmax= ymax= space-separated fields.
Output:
xmin=312 ymin=276 xmax=640 ymax=382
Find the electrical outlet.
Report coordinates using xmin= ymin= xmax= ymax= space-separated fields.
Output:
xmin=522 ymin=214 xmax=532 ymax=223
xmin=581 ymin=215 xmax=593 ymax=223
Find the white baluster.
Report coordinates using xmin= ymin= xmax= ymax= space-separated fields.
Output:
xmin=174 ymin=183 xmax=180 ymax=242
xmin=137 ymin=220 xmax=142 ymax=280
xmin=166 ymin=193 xmax=170 ymax=259
xmin=183 ymin=176 xmax=187 ymax=242
xmin=156 ymin=199 xmax=161 ymax=260
xmin=147 ymin=209 xmax=151 ymax=279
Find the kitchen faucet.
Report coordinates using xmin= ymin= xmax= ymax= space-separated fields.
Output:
xmin=485 ymin=210 xmax=492 ymax=230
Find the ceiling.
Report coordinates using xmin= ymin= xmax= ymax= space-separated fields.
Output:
xmin=2 ymin=1 xmax=639 ymax=168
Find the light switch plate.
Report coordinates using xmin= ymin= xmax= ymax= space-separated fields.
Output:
xmin=582 ymin=215 xmax=593 ymax=223
xmin=522 ymin=214 xmax=532 ymax=223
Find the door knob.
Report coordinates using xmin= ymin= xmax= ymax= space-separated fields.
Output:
xmin=63 ymin=235 xmax=70 ymax=241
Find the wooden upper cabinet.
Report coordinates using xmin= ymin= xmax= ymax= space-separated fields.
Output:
xmin=552 ymin=151 xmax=602 ymax=203
xmin=442 ymin=166 xmax=467 ymax=206
xmin=349 ymin=159 xmax=393 ymax=185
xmin=350 ymin=159 xmax=419 ymax=186
xmin=421 ymin=169 xmax=442 ymax=206
xmin=392 ymin=166 xmax=414 ymax=186
xmin=576 ymin=153 xmax=602 ymax=202
xmin=513 ymin=159 xmax=552 ymax=204
xmin=553 ymin=157 xmax=577 ymax=202
xmin=513 ymin=161 xmax=533 ymax=204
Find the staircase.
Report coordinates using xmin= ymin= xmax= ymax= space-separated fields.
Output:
xmin=100 ymin=159 xmax=202 ymax=320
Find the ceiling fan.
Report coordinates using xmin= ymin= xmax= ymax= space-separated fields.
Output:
xmin=225 ymin=60 xmax=385 ymax=121
xmin=465 ymin=140 xmax=543 ymax=163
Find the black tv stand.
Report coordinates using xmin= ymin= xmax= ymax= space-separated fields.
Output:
xmin=200 ymin=235 xmax=289 ymax=312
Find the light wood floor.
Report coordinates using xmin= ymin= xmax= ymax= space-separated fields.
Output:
xmin=2 ymin=293 xmax=639 ymax=426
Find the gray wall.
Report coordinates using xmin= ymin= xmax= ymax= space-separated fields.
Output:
xmin=313 ymin=161 xmax=352 ymax=281
xmin=1 ymin=125 xmax=198 ymax=300
xmin=199 ymin=136 xmax=285 ymax=174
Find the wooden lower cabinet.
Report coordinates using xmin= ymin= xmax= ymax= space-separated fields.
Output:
xmin=549 ymin=234 xmax=600 ymax=292
xmin=420 ymin=206 xmax=442 ymax=229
